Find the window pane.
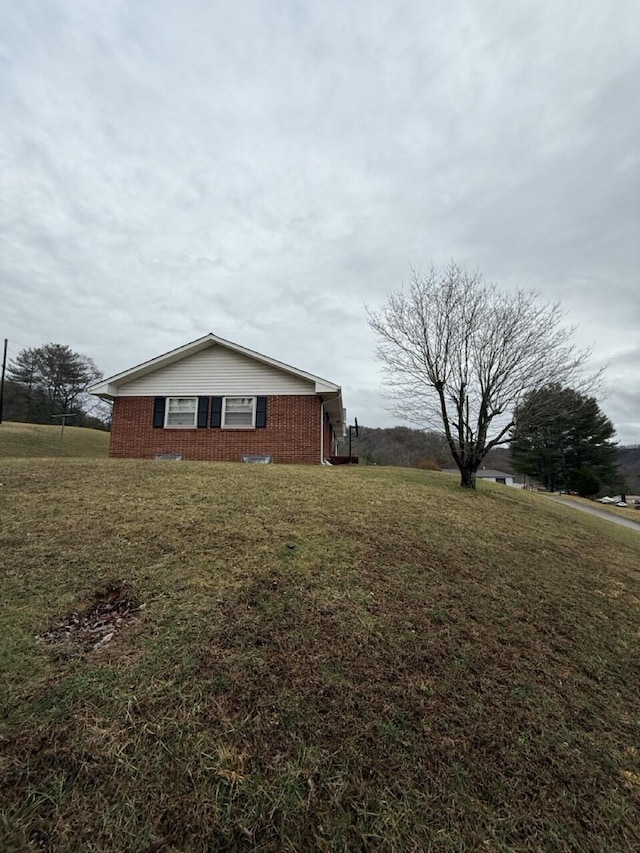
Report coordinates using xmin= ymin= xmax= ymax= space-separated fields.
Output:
xmin=224 ymin=397 xmax=254 ymax=426
xmin=225 ymin=398 xmax=253 ymax=412
xmin=225 ymin=411 xmax=253 ymax=426
xmin=166 ymin=397 xmax=196 ymax=426
xmin=168 ymin=398 xmax=196 ymax=413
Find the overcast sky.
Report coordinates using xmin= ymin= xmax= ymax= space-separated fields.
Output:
xmin=1 ymin=0 xmax=638 ymax=443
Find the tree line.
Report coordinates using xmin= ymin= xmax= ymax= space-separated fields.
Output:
xmin=2 ymin=343 xmax=109 ymax=429
xmin=346 ymin=426 xmax=452 ymax=469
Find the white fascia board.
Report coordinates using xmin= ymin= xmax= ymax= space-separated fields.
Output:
xmin=88 ymin=332 xmax=341 ymax=397
xmin=315 ymin=382 xmax=340 ymax=394
xmin=90 ymin=382 xmax=119 ymax=400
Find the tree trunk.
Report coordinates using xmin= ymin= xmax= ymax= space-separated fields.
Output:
xmin=460 ymin=468 xmax=477 ymax=489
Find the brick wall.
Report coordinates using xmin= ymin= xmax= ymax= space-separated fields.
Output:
xmin=109 ymin=395 xmax=323 ymax=463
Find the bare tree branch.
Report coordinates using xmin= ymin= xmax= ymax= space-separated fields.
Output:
xmin=367 ymin=263 xmax=598 ymax=488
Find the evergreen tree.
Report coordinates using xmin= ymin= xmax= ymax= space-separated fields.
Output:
xmin=510 ymin=386 xmax=619 ymax=496
xmin=7 ymin=344 xmax=102 ymax=423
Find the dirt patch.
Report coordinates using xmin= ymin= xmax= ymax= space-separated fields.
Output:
xmin=37 ymin=584 xmax=143 ymax=651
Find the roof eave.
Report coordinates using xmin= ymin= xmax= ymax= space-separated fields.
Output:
xmin=320 ymin=388 xmax=345 ymax=431
xmin=88 ymin=382 xmax=119 ymax=399
xmin=89 ymin=333 xmax=341 ymax=396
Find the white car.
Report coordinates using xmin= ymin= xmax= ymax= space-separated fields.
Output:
xmin=616 ymin=501 xmax=628 ymax=508
xmin=598 ymin=496 xmax=617 ymax=504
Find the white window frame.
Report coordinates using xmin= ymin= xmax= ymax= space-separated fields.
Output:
xmin=165 ymin=396 xmax=198 ymax=429
xmin=222 ymin=396 xmax=256 ymax=429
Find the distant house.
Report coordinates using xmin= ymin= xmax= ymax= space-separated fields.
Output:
xmin=89 ymin=334 xmax=345 ymax=464
xmin=442 ymin=468 xmax=516 ymax=486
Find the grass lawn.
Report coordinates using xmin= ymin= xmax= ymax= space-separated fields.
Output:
xmin=0 ymin=422 xmax=110 ymax=459
xmin=1 ymin=459 xmax=639 ymax=851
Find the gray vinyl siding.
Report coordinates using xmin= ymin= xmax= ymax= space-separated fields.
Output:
xmin=117 ymin=346 xmax=316 ymax=396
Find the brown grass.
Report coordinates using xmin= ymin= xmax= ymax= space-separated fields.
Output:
xmin=0 ymin=422 xmax=109 ymax=458
xmin=1 ymin=459 xmax=639 ymax=851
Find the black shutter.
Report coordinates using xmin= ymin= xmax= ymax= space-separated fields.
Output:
xmin=153 ymin=397 xmax=166 ymax=428
xmin=210 ymin=396 xmax=222 ymax=428
xmin=256 ymin=396 xmax=268 ymax=428
xmin=197 ymin=397 xmax=209 ymax=428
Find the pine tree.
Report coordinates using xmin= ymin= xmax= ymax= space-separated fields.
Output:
xmin=510 ymin=386 xmax=619 ymax=496
xmin=8 ymin=344 xmax=102 ymax=422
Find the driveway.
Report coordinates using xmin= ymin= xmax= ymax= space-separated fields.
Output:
xmin=549 ymin=497 xmax=640 ymax=532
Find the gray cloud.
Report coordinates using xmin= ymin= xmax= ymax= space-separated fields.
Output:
xmin=1 ymin=0 xmax=638 ymax=444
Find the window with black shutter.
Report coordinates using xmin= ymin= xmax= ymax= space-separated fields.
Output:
xmin=153 ymin=397 xmax=166 ymax=428
xmin=256 ymin=396 xmax=268 ymax=428
xmin=210 ymin=397 xmax=223 ymax=428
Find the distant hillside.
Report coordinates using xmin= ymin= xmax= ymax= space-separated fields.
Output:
xmin=347 ymin=425 xmax=638 ymax=485
xmin=346 ymin=426 xmax=518 ymax=475
xmin=618 ymin=446 xmax=640 ymax=492
xmin=0 ymin=421 xmax=110 ymax=458
xmin=346 ymin=426 xmax=451 ymax=467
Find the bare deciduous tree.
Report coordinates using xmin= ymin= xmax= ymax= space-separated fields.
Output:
xmin=368 ymin=263 xmax=595 ymax=488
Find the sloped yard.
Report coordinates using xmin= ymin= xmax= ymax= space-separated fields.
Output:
xmin=1 ymin=460 xmax=639 ymax=850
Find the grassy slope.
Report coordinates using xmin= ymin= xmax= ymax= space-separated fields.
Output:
xmin=1 ymin=460 xmax=639 ymax=851
xmin=0 ymin=422 xmax=110 ymax=458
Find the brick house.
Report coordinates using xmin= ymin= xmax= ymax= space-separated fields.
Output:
xmin=89 ymin=333 xmax=346 ymax=464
